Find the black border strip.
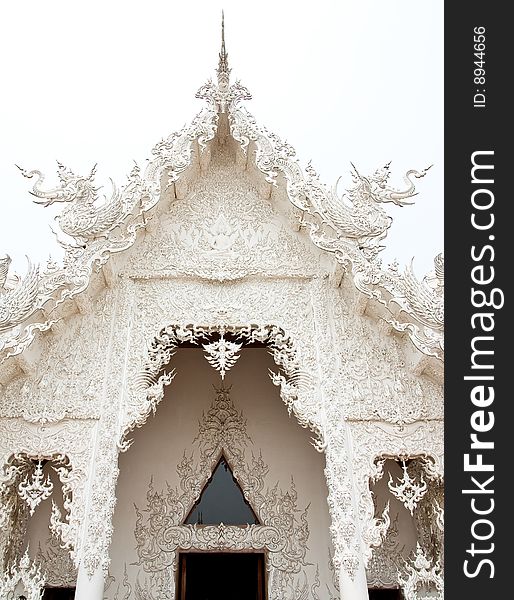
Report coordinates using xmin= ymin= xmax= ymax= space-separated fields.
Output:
xmin=445 ymin=4 xmax=508 ymax=596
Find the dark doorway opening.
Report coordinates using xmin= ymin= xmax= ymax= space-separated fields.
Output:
xmin=43 ymin=588 xmax=75 ymax=600
xmin=368 ymin=588 xmax=402 ymax=599
xmin=178 ymin=552 xmax=265 ymax=600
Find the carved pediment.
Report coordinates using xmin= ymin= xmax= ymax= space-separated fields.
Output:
xmin=0 ymin=17 xmax=443 ymax=377
xmin=125 ymin=144 xmax=323 ymax=282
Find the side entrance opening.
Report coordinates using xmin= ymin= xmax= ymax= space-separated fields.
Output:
xmin=178 ymin=552 xmax=266 ymax=600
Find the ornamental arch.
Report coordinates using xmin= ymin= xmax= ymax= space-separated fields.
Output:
xmin=109 ymin=342 xmax=336 ymax=599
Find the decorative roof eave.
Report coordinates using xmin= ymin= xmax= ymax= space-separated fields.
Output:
xmin=224 ymin=95 xmax=444 ymax=361
xmin=0 ymin=97 xmax=219 ymax=366
xmin=0 ymin=46 xmax=443 ymax=369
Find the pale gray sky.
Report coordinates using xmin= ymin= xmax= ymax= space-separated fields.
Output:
xmin=0 ymin=0 xmax=443 ymax=277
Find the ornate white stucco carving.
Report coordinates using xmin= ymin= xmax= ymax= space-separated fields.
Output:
xmin=333 ymin=293 xmax=443 ymax=425
xmin=0 ymin=461 xmax=30 ymax=572
xmin=0 ymin=307 xmax=111 ymax=423
xmin=0 ymin=454 xmax=30 ymax=524
xmin=433 ymin=498 xmax=444 ymax=532
xmin=224 ymin=77 xmax=443 ymax=358
xmin=67 ymin=274 xmax=355 ymax=583
xmin=367 ymin=511 xmax=406 ymax=589
xmin=0 ymin=28 xmax=443 ymax=366
xmin=48 ymin=455 xmax=75 ymax=553
xmin=387 ymin=461 xmax=428 ymax=516
xmin=17 ymin=163 xmax=132 ymax=243
xmin=76 ymin=277 xmax=319 ymax=578
xmin=0 ymin=78 xmax=218 ymax=363
xmin=327 ymin=547 xmax=340 ymax=599
xmin=410 ymin=464 xmax=444 ymax=576
xmin=302 ymin=279 xmax=365 ymax=581
xmin=0 ymin=256 xmax=10 ymax=290
xmin=0 ymin=549 xmax=45 ymax=600
xmin=35 ymin=533 xmax=77 ymax=589
xmin=0 ymin=31 xmax=444 ymax=594
xmin=0 ymin=419 xmax=95 ymax=569
xmin=202 ymin=328 xmax=243 ymax=379
xmin=122 ymin=321 xmax=322 ymax=451
xmin=398 ymin=543 xmax=444 ymax=600
xmin=0 ymin=453 xmax=76 ymax=566
xmin=131 ymin=386 xmax=315 ymax=600
xmin=325 ymin=162 xmax=432 ymax=259
xmin=124 ymin=148 xmax=323 ymax=283
xmin=18 ymin=460 xmax=53 ymax=516
xmin=0 ymin=256 xmax=39 ymax=334
xmin=388 ymin=254 xmax=444 ymax=357
xmin=349 ymin=421 xmax=443 ymax=566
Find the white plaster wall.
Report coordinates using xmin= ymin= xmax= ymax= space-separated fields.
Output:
xmin=107 ymin=347 xmax=337 ymax=599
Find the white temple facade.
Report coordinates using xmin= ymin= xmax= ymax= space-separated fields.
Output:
xmin=0 ymin=24 xmax=443 ymax=600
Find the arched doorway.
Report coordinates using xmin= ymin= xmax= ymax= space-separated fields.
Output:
xmin=108 ymin=339 xmax=336 ymax=599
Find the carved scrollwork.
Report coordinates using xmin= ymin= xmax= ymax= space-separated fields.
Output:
xmin=387 ymin=254 xmax=444 ymax=357
xmin=433 ymin=498 xmax=444 ymax=532
xmin=202 ymin=327 xmax=243 ymax=379
xmin=122 ymin=323 xmax=321 ymax=449
xmin=349 ymin=421 xmax=443 ymax=567
xmin=391 ymin=254 xmax=444 ymax=331
xmin=0 ymin=549 xmax=45 ymax=600
xmin=17 ymin=163 xmax=131 ymax=244
xmin=225 ymin=92 xmax=443 ymax=359
xmin=367 ymin=511 xmax=406 ymax=589
xmin=0 ymin=455 xmax=57 ymax=522
xmin=48 ymin=455 xmax=74 ymax=553
xmin=18 ymin=460 xmax=53 ymax=516
xmin=398 ymin=542 xmax=444 ymax=600
xmin=0 ymin=420 xmax=94 ymax=570
xmin=320 ymin=163 xmax=431 ymax=258
xmin=1 ymin=28 xmax=442 ymax=367
xmin=0 ymin=257 xmax=39 ymax=334
xmin=34 ymin=534 xmax=76 ymax=588
xmin=387 ymin=461 xmax=428 ymax=516
xmin=0 ymin=36 xmax=443 ymax=594
xmin=0 ymin=79 xmax=220 ymax=363
xmin=0 ymin=451 xmax=77 ymax=568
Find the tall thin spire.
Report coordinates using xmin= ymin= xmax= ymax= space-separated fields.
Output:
xmin=216 ymin=11 xmax=230 ymax=89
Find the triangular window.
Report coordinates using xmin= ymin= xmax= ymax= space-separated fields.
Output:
xmin=184 ymin=456 xmax=260 ymax=525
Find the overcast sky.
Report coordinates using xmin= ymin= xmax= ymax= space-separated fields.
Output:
xmin=0 ymin=0 xmax=443 ymax=277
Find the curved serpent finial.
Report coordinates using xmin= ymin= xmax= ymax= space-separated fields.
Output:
xmin=380 ymin=165 xmax=432 ymax=205
xmin=348 ymin=162 xmax=432 ymax=206
xmin=17 ymin=162 xmax=97 ymax=207
xmin=16 ymin=166 xmax=51 ymax=205
xmin=17 ymin=162 xmax=128 ymax=242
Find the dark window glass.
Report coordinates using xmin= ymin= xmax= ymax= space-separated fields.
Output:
xmin=184 ymin=456 xmax=259 ymax=525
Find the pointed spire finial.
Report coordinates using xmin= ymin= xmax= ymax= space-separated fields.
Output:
xmin=217 ymin=10 xmax=230 ymax=89
xmin=221 ymin=10 xmax=226 ymax=53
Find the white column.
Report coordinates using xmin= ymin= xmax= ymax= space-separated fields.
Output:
xmin=75 ymin=563 xmax=105 ymax=600
xmin=324 ymin=432 xmax=370 ymax=600
xmin=73 ymin=420 xmax=106 ymax=600
xmin=339 ymin=562 xmax=369 ymax=600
